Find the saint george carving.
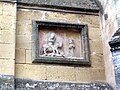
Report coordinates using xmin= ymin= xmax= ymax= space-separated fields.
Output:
xmin=41 ymin=32 xmax=64 ymax=57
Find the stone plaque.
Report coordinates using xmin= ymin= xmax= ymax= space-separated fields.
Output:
xmin=32 ymin=21 xmax=90 ymax=66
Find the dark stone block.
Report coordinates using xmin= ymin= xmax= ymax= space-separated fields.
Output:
xmin=15 ymin=78 xmax=113 ymax=90
xmin=0 ymin=0 xmax=17 ymax=3
xmin=109 ymin=28 xmax=120 ymax=51
xmin=0 ymin=74 xmax=14 ymax=90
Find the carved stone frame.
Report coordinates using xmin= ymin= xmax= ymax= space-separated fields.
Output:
xmin=32 ymin=21 xmax=90 ymax=66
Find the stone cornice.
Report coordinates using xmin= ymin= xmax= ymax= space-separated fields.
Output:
xmin=17 ymin=0 xmax=99 ymax=13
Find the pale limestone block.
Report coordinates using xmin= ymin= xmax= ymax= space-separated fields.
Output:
xmin=2 ymin=3 xmax=16 ymax=16
xmin=0 ymin=44 xmax=15 ymax=59
xmin=88 ymin=27 xmax=101 ymax=41
xmin=17 ymin=10 xmax=34 ymax=21
xmin=0 ymin=35 xmax=1 ymax=42
xmin=89 ymin=40 xmax=103 ymax=53
xmin=16 ymin=21 xmax=32 ymax=35
xmin=26 ymin=49 xmax=32 ymax=63
xmin=45 ymin=11 xmax=78 ymax=23
xmin=17 ymin=9 xmax=42 ymax=21
xmin=90 ymin=53 xmax=104 ymax=69
xmin=78 ymin=14 xmax=100 ymax=27
xmin=1 ymin=30 xmax=15 ymax=43
xmin=0 ymin=16 xmax=2 ymax=31
xmin=15 ymin=64 xmax=47 ymax=80
xmin=0 ymin=2 xmax=3 ymax=15
xmin=75 ymin=68 xmax=91 ymax=81
xmin=0 ymin=30 xmax=1 ymax=42
xmin=0 ymin=59 xmax=15 ymax=75
xmin=75 ymin=68 xmax=105 ymax=82
xmin=16 ymin=49 xmax=26 ymax=63
xmin=1 ymin=16 xmax=15 ymax=30
xmin=46 ymin=65 xmax=75 ymax=81
xmin=16 ymin=35 xmax=31 ymax=49
xmin=89 ymin=68 xmax=105 ymax=80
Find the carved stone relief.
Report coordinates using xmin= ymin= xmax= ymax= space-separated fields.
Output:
xmin=41 ymin=32 xmax=64 ymax=57
xmin=39 ymin=26 xmax=83 ymax=59
xmin=32 ymin=21 xmax=90 ymax=65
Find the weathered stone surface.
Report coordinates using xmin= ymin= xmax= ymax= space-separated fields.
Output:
xmin=0 ymin=0 xmax=17 ymax=3
xmin=90 ymin=53 xmax=104 ymax=69
xmin=45 ymin=12 xmax=78 ymax=23
xmin=78 ymin=15 xmax=100 ymax=28
xmin=46 ymin=66 xmax=75 ymax=81
xmin=16 ymin=49 xmax=26 ymax=63
xmin=0 ymin=44 xmax=15 ymax=59
xmin=26 ymin=49 xmax=32 ymax=63
xmin=15 ymin=78 xmax=113 ymax=90
xmin=15 ymin=8 xmax=105 ymax=82
xmin=0 ymin=3 xmax=3 ymax=15
xmin=89 ymin=40 xmax=103 ymax=53
xmin=0 ymin=1 xmax=16 ymax=83
xmin=16 ymin=35 xmax=31 ymax=49
xmin=0 ymin=74 xmax=14 ymax=90
xmin=0 ymin=60 xmax=15 ymax=75
xmin=15 ymin=64 xmax=47 ymax=80
xmin=75 ymin=68 xmax=105 ymax=82
xmin=17 ymin=0 xmax=99 ymax=11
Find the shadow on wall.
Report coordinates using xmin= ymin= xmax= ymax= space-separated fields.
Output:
xmin=94 ymin=0 xmax=104 ymax=14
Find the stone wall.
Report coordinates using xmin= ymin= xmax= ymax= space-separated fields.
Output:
xmin=15 ymin=7 xmax=105 ymax=82
xmin=0 ymin=0 xmax=116 ymax=89
xmin=0 ymin=1 xmax=16 ymax=89
xmin=0 ymin=0 xmax=16 ymax=75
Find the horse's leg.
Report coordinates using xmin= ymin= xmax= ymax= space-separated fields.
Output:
xmin=43 ymin=48 xmax=47 ymax=56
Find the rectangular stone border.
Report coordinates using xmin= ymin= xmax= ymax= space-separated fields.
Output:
xmin=32 ymin=21 xmax=90 ymax=66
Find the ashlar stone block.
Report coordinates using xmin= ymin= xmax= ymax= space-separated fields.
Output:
xmin=1 ymin=30 xmax=15 ymax=43
xmin=78 ymin=14 xmax=100 ymax=28
xmin=0 ymin=44 xmax=15 ymax=59
xmin=0 ymin=59 xmax=14 ymax=75
xmin=16 ymin=35 xmax=31 ymax=49
xmin=16 ymin=49 xmax=26 ymax=63
xmin=15 ymin=64 xmax=47 ymax=80
xmin=26 ymin=49 xmax=32 ymax=63
xmin=75 ymin=68 xmax=105 ymax=82
xmin=0 ymin=2 xmax=3 ymax=15
xmin=46 ymin=65 xmax=75 ymax=81
xmin=45 ymin=11 xmax=78 ymax=23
